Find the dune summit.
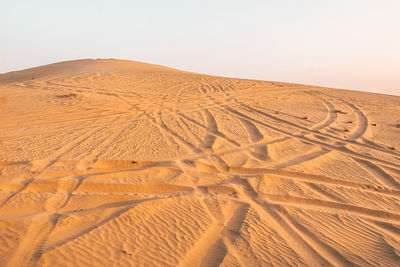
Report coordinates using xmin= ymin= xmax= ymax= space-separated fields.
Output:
xmin=0 ymin=59 xmax=400 ymax=266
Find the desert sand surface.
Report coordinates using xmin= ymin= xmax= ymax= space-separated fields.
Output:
xmin=1 ymin=59 xmax=400 ymax=266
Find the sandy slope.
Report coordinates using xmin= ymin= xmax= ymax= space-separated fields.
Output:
xmin=0 ymin=59 xmax=400 ymax=266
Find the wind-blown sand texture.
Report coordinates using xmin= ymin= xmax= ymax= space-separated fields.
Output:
xmin=0 ymin=59 xmax=400 ymax=266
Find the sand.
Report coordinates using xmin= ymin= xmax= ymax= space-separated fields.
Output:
xmin=0 ymin=59 xmax=399 ymax=266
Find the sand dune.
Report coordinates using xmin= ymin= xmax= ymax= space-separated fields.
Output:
xmin=0 ymin=59 xmax=400 ymax=266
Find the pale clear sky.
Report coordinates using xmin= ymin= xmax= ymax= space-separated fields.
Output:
xmin=1 ymin=0 xmax=399 ymax=96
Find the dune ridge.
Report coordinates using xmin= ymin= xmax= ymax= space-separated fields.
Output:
xmin=0 ymin=59 xmax=400 ymax=266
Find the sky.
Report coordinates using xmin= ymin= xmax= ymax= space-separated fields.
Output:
xmin=1 ymin=0 xmax=399 ymax=96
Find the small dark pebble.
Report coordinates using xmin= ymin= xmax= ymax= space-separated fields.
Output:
xmin=371 ymin=123 xmax=376 ymax=126
xmin=56 ymin=93 xmax=77 ymax=98
xmin=121 ymin=250 xmax=132 ymax=255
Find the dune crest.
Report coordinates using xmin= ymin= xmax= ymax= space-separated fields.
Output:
xmin=0 ymin=59 xmax=400 ymax=266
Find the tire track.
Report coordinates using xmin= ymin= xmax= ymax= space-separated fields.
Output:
xmin=233 ymin=178 xmax=350 ymax=266
xmin=223 ymin=106 xmax=400 ymax=169
xmin=261 ymin=193 xmax=400 ymax=223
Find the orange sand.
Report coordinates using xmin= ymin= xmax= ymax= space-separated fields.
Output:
xmin=0 ymin=59 xmax=400 ymax=266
